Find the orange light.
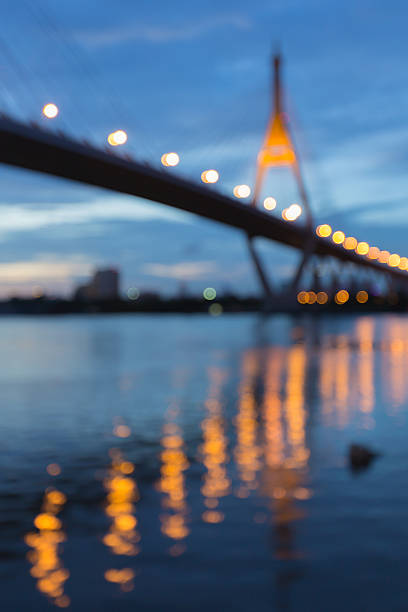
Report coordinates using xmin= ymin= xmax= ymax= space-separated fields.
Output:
xmin=343 ymin=237 xmax=357 ymax=250
xmin=34 ymin=513 xmax=61 ymax=531
xmin=42 ymin=103 xmax=59 ymax=118
xmin=356 ymin=290 xmax=368 ymax=304
xmin=316 ymin=291 xmax=328 ymax=304
xmin=388 ymin=253 xmax=400 ymax=267
xmin=47 ymin=463 xmax=61 ymax=476
xmin=105 ymin=568 xmax=135 ymax=584
xmin=316 ymin=224 xmax=332 ymax=238
xmin=297 ymin=291 xmax=308 ymax=304
xmin=201 ymin=169 xmax=219 ymax=184
xmin=332 ymin=231 xmax=345 ymax=244
xmin=367 ymin=246 xmax=380 ymax=260
xmin=233 ymin=184 xmax=251 ymax=198
xmin=107 ymin=130 xmax=128 ymax=146
xmin=161 ymin=152 xmax=180 ymax=167
xmin=114 ymin=424 xmax=131 ymax=438
xmin=307 ymin=291 xmax=317 ymax=304
xmin=257 ymin=113 xmax=296 ymax=167
xmin=398 ymin=257 xmax=408 ymax=270
xmin=356 ymin=241 xmax=369 ymax=255
xmin=335 ymin=289 xmax=349 ymax=305
xmin=378 ymin=250 xmax=390 ymax=264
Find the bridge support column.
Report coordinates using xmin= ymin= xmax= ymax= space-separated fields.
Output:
xmin=246 ymin=235 xmax=273 ymax=302
xmin=289 ymin=239 xmax=315 ymax=293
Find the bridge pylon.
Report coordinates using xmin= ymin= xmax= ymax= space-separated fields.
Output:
xmin=252 ymin=53 xmax=313 ymax=230
xmin=247 ymin=52 xmax=316 ymax=305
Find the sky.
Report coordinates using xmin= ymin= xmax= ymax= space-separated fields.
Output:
xmin=1 ymin=0 xmax=408 ymax=297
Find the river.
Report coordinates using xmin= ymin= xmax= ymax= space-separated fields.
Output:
xmin=1 ymin=313 xmax=408 ymax=610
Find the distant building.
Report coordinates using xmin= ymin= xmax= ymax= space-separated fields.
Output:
xmin=74 ymin=268 xmax=120 ymax=300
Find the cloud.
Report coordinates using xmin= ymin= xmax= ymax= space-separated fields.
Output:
xmin=0 ymin=197 xmax=191 ymax=237
xmin=76 ymin=14 xmax=251 ymax=48
xmin=0 ymin=254 xmax=92 ymax=284
xmin=142 ymin=260 xmax=217 ymax=280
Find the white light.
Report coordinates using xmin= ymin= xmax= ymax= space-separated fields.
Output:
xmin=161 ymin=152 xmax=180 ymax=167
xmin=233 ymin=184 xmax=251 ymax=198
xmin=42 ymin=103 xmax=59 ymax=119
xmin=289 ymin=203 xmax=302 ymax=218
xmin=201 ymin=169 xmax=219 ymax=184
xmin=283 ymin=203 xmax=302 ymax=221
xmin=107 ymin=130 xmax=128 ymax=146
xmin=263 ymin=197 xmax=277 ymax=211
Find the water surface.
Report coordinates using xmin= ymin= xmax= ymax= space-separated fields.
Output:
xmin=1 ymin=313 xmax=408 ymax=611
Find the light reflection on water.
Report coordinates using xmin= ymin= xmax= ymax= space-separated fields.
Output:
xmin=2 ymin=314 xmax=408 ymax=610
xmin=25 ymin=489 xmax=70 ymax=608
xmin=103 ymin=449 xmax=139 ymax=591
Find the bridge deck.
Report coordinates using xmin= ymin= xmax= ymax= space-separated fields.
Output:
xmin=0 ymin=115 xmax=405 ymax=283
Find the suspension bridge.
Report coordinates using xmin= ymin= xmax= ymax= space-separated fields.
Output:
xmin=0 ymin=49 xmax=406 ymax=307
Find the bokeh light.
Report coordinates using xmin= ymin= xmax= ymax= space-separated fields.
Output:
xmin=332 ymin=231 xmax=345 ymax=244
xmin=282 ymin=203 xmax=302 ymax=221
xmin=307 ymin=291 xmax=317 ymax=304
xmin=201 ymin=170 xmax=219 ymax=184
xmin=263 ymin=197 xmax=277 ymax=211
xmin=343 ymin=237 xmax=357 ymax=250
xmin=378 ymin=250 xmax=390 ymax=264
xmin=209 ymin=303 xmax=223 ymax=316
xmin=297 ymin=291 xmax=308 ymax=304
xmin=316 ymin=291 xmax=328 ymax=304
xmin=108 ymin=130 xmax=128 ymax=146
xmin=114 ymin=424 xmax=131 ymax=438
xmin=127 ymin=287 xmax=140 ymax=300
xmin=46 ymin=463 xmax=61 ymax=476
xmin=161 ymin=152 xmax=180 ymax=167
xmin=316 ymin=224 xmax=332 ymax=238
xmin=367 ymin=246 xmax=380 ymax=260
xmin=398 ymin=257 xmax=408 ymax=270
xmin=233 ymin=184 xmax=251 ymax=198
xmin=42 ymin=103 xmax=59 ymax=118
xmin=356 ymin=241 xmax=369 ymax=255
xmin=388 ymin=253 xmax=401 ymax=267
xmin=203 ymin=287 xmax=216 ymax=300
xmin=356 ymin=290 xmax=369 ymax=304
xmin=335 ymin=289 xmax=349 ymax=304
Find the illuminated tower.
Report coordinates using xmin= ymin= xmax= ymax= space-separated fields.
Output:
xmin=253 ymin=54 xmax=313 ymax=229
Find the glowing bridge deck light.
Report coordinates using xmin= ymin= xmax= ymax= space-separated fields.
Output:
xmin=42 ymin=103 xmax=59 ymax=119
xmin=368 ymin=246 xmax=380 ymax=259
xmin=233 ymin=184 xmax=251 ymax=199
xmin=161 ymin=152 xmax=180 ymax=167
xmin=107 ymin=130 xmax=128 ymax=146
xmin=335 ymin=289 xmax=349 ymax=305
xmin=316 ymin=224 xmax=332 ymax=237
xmin=388 ymin=253 xmax=401 ymax=267
xmin=283 ymin=203 xmax=302 ymax=221
xmin=332 ymin=231 xmax=345 ymax=245
xmin=356 ymin=241 xmax=369 ymax=255
xmin=399 ymin=257 xmax=408 ymax=270
xmin=343 ymin=236 xmax=357 ymax=250
xmin=201 ymin=170 xmax=219 ymax=184
xmin=378 ymin=250 xmax=390 ymax=264
xmin=356 ymin=290 xmax=369 ymax=303
xmin=263 ymin=197 xmax=277 ymax=211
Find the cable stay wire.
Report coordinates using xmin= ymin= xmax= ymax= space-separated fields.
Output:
xmin=24 ymin=0 xmax=161 ymax=159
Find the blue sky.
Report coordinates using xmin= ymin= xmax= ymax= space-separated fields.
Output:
xmin=0 ymin=0 xmax=408 ymax=296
